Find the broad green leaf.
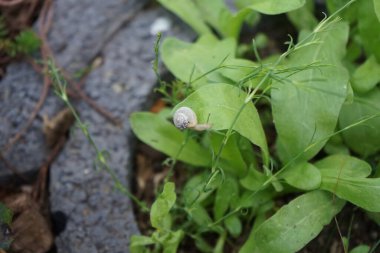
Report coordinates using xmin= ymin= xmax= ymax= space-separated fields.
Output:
xmin=150 ymin=182 xmax=176 ymax=230
xmin=194 ymin=237 xmax=214 ymax=252
xmin=272 ymin=21 xmax=349 ymax=162
xmin=194 ymin=0 xmax=250 ymax=38
xmin=130 ymin=235 xmax=154 ymax=253
xmin=238 ymin=0 xmax=305 ymax=15
xmin=159 ymin=230 xmax=184 ymax=253
xmin=130 ymin=112 xmax=210 ymax=167
xmin=339 ymin=88 xmax=380 ymax=156
xmin=239 ymin=165 xmax=267 ymax=191
xmin=233 ymin=188 xmax=275 ymax=210
xmin=358 ymin=0 xmax=380 ymax=61
xmin=225 ymin=215 xmax=242 ymax=237
xmin=326 ymin=0 xmax=358 ymax=24
xmin=209 ymin=133 xmax=247 ymax=175
xmin=316 ymin=156 xmax=380 ymax=212
xmin=188 ymin=204 xmax=213 ymax=228
xmin=351 ymin=56 xmax=380 ymax=94
xmin=182 ymin=172 xmax=214 ymax=206
xmin=323 ymin=134 xmax=350 ymax=155
xmin=320 ymin=177 xmax=380 ymax=212
xmin=280 ymin=162 xmax=321 ymax=190
xmin=161 ymin=35 xmax=239 ymax=88
xmin=315 ymin=154 xmax=372 ymax=178
xmin=375 ymin=0 xmax=380 ymax=22
xmin=175 ymin=83 xmax=269 ymax=166
xmin=239 ymin=190 xmax=345 ymax=253
xmin=350 ymin=245 xmax=370 ymax=253
xmin=214 ymin=177 xmax=239 ymax=220
xmin=0 ymin=203 xmax=11 ymax=225
xmin=157 ymin=0 xmax=212 ymax=35
xmin=218 ymin=58 xmax=259 ymax=86
xmin=244 ymin=202 xmax=276 ymax=248
xmin=287 ymin=0 xmax=318 ymax=31
xmin=214 ymin=232 xmax=227 ymax=253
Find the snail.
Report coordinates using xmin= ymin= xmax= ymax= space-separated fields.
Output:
xmin=173 ymin=107 xmax=211 ymax=131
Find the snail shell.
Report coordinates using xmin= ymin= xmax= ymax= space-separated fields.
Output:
xmin=173 ymin=106 xmax=198 ymax=130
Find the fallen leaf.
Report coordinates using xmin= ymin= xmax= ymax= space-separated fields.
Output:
xmin=3 ymin=192 xmax=53 ymax=253
xmin=42 ymin=107 xmax=75 ymax=148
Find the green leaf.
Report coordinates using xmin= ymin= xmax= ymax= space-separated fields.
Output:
xmin=326 ymin=0 xmax=359 ymax=24
xmin=240 ymin=165 xmax=267 ymax=191
xmin=160 ymin=230 xmax=184 ymax=253
xmin=320 ymin=177 xmax=380 ymax=212
xmin=375 ymin=0 xmax=380 ymax=22
xmin=194 ymin=0 xmax=250 ymax=38
xmin=14 ymin=30 xmax=40 ymax=55
xmin=233 ymin=188 xmax=275 ymax=210
xmin=188 ymin=204 xmax=213 ymax=228
xmin=209 ymin=133 xmax=247 ymax=175
xmin=239 ymin=0 xmax=306 ymax=15
xmin=0 ymin=203 xmax=11 ymax=225
xmin=239 ymin=190 xmax=345 ymax=253
xmin=358 ymin=0 xmax=380 ymax=61
xmin=287 ymin=0 xmax=318 ymax=31
xmin=315 ymin=154 xmax=372 ymax=178
xmin=280 ymin=162 xmax=321 ymax=190
xmin=157 ymin=0 xmax=212 ymax=35
xmin=350 ymin=245 xmax=370 ymax=253
xmin=175 ymin=83 xmax=269 ymax=166
xmin=130 ymin=235 xmax=154 ymax=253
xmin=224 ymin=215 xmax=242 ymax=237
xmin=150 ymin=182 xmax=176 ymax=230
xmin=130 ymin=112 xmax=211 ymax=167
xmin=316 ymin=155 xmax=380 ymax=212
xmin=161 ymin=35 xmax=238 ymax=88
xmin=272 ymin=21 xmax=349 ymax=162
xmin=0 ymin=203 xmax=12 ymax=250
xmin=182 ymin=172 xmax=211 ymax=206
xmin=323 ymin=134 xmax=350 ymax=155
xmin=351 ymin=56 xmax=380 ymax=94
xmin=339 ymin=88 xmax=380 ymax=157
xmin=214 ymin=177 xmax=239 ymax=220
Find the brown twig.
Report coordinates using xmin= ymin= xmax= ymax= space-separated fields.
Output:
xmin=32 ymin=135 xmax=66 ymax=205
xmin=3 ymin=0 xmax=121 ymax=154
xmin=1 ymin=0 xmax=53 ymax=153
xmin=0 ymin=0 xmax=24 ymax=7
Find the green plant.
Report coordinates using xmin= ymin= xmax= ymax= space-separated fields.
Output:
xmin=46 ymin=60 xmax=148 ymax=212
xmin=0 ymin=16 xmax=40 ymax=57
xmin=130 ymin=0 xmax=380 ymax=252
xmin=0 ymin=203 xmax=12 ymax=250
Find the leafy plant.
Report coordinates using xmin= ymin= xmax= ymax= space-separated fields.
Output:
xmin=130 ymin=0 xmax=380 ymax=252
xmin=0 ymin=16 xmax=40 ymax=57
xmin=0 ymin=203 xmax=12 ymax=249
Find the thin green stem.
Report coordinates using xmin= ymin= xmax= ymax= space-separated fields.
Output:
xmin=47 ymin=60 xmax=149 ymax=212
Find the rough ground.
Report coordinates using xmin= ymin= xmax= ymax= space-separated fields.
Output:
xmin=0 ymin=0 xmax=193 ymax=252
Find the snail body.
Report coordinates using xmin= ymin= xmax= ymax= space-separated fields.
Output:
xmin=173 ymin=107 xmax=211 ymax=131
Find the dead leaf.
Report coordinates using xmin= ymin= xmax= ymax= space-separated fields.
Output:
xmin=42 ymin=107 xmax=75 ymax=148
xmin=150 ymin=99 xmax=166 ymax=113
xmin=3 ymin=192 xmax=53 ymax=253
